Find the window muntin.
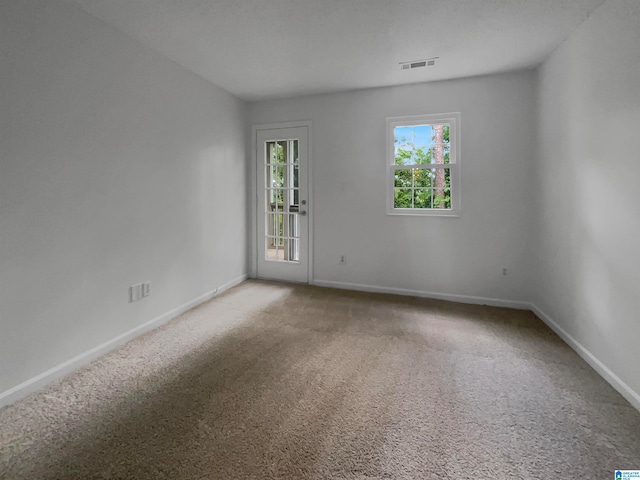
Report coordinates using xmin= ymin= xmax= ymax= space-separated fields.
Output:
xmin=386 ymin=113 xmax=460 ymax=216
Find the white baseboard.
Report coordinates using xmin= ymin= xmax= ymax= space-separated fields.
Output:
xmin=312 ymin=280 xmax=640 ymax=412
xmin=311 ymin=279 xmax=531 ymax=310
xmin=530 ymin=303 xmax=640 ymax=412
xmin=0 ymin=273 xmax=248 ymax=408
xmin=217 ymin=273 xmax=248 ymax=295
xmin=6 ymin=274 xmax=637 ymax=416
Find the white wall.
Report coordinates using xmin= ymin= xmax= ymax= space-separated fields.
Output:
xmin=532 ymin=0 xmax=640 ymax=402
xmin=6 ymin=0 xmax=635 ymax=415
xmin=251 ymin=71 xmax=537 ymax=305
xmin=0 ymin=0 xmax=247 ymax=400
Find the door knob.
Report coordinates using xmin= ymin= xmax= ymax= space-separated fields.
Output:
xmin=300 ymin=210 xmax=307 ymax=216
xmin=301 ymin=200 xmax=307 ymax=205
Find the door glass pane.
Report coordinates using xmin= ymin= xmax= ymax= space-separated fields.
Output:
xmin=278 ymin=141 xmax=287 ymax=164
xmin=263 ymin=139 xmax=300 ymax=263
xmin=266 ymin=189 xmax=285 ymax=211
xmin=266 ymin=166 xmax=286 ymax=197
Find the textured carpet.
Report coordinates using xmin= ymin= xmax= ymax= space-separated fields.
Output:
xmin=1 ymin=280 xmax=639 ymax=479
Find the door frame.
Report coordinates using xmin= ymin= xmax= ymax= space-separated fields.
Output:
xmin=250 ymin=121 xmax=313 ymax=283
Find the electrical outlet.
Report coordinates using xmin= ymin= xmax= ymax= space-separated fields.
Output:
xmin=502 ymin=268 xmax=507 ymax=276
xmin=130 ymin=284 xmax=142 ymax=302
xmin=340 ymin=254 xmax=347 ymax=265
xmin=142 ymin=282 xmax=151 ymax=297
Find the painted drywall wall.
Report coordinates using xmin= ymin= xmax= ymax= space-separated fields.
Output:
xmin=532 ymin=0 xmax=640 ymax=398
xmin=0 ymin=0 xmax=247 ymax=397
xmin=250 ymin=71 xmax=537 ymax=305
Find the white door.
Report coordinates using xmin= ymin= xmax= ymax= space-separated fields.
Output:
xmin=256 ymin=126 xmax=310 ymax=283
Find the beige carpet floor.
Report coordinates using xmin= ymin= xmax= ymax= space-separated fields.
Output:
xmin=1 ymin=280 xmax=639 ymax=479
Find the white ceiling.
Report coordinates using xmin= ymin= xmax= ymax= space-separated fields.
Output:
xmin=67 ymin=0 xmax=605 ymax=101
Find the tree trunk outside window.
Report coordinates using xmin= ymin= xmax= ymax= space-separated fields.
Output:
xmin=433 ymin=125 xmax=446 ymax=208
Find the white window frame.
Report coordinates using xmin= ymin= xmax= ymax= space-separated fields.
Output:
xmin=386 ymin=112 xmax=461 ymax=217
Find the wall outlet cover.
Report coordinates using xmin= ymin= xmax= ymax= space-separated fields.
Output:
xmin=130 ymin=284 xmax=142 ymax=302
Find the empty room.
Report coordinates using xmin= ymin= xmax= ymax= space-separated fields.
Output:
xmin=1 ymin=0 xmax=639 ymax=478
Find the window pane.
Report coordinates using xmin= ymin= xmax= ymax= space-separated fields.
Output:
xmin=433 ymin=187 xmax=451 ymax=209
xmin=413 ymin=168 xmax=432 ymax=188
xmin=277 ymin=141 xmax=287 ymax=163
xmin=266 ymin=142 xmax=276 ymax=165
xmin=266 ymin=165 xmax=286 ymax=188
xmin=394 ymin=124 xmax=432 ymax=165
xmin=277 ymin=166 xmax=286 ymax=186
xmin=394 ymin=123 xmax=452 ymax=166
xmin=414 ymin=189 xmax=432 ymax=208
xmin=266 ymin=189 xmax=284 ymax=208
xmin=265 ymin=213 xmax=300 ymax=262
xmin=265 ymin=213 xmax=276 ymax=240
xmin=394 ymin=146 xmax=414 ymax=166
xmin=289 ymin=212 xmax=300 ymax=239
xmin=391 ymin=169 xmax=451 ymax=209
xmin=428 ymin=145 xmax=450 ymax=165
xmin=432 ymin=167 xmax=447 ymax=191
xmin=431 ymin=124 xmax=450 ymax=164
xmin=265 ymin=237 xmax=282 ymax=260
xmin=443 ymin=145 xmax=451 ymax=164
xmin=394 ymin=188 xmax=412 ymax=208
xmin=394 ymin=169 xmax=412 ymax=187
xmin=289 ymin=238 xmax=300 ymax=262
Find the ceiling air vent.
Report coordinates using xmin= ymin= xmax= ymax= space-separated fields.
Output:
xmin=399 ymin=57 xmax=438 ymax=70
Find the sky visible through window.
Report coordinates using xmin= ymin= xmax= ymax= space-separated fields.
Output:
xmin=394 ymin=125 xmax=433 ymax=153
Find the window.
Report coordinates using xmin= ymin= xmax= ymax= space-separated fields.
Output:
xmin=386 ymin=113 xmax=460 ymax=216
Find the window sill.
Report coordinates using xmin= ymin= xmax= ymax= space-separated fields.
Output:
xmin=386 ymin=209 xmax=460 ymax=217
